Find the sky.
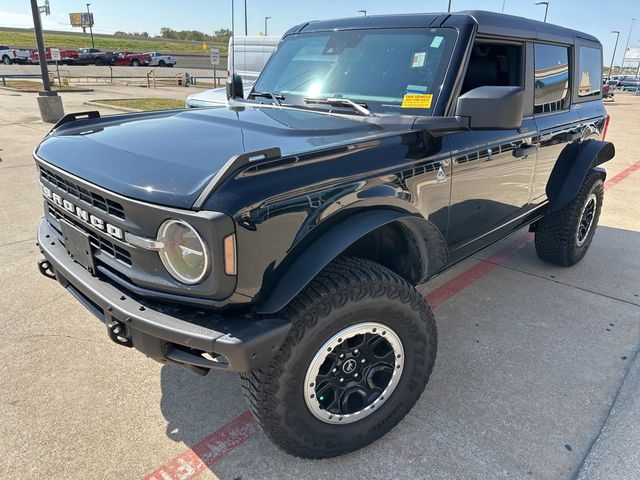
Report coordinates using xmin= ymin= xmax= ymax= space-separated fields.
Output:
xmin=0 ymin=0 xmax=638 ymax=66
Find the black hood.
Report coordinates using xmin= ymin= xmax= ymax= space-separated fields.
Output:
xmin=36 ymin=106 xmax=385 ymax=209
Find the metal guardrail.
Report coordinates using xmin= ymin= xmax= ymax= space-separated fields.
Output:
xmin=0 ymin=73 xmax=41 ymax=86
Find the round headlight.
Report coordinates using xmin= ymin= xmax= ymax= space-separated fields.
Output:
xmin=157 ymin=220 xmax=209 ymax=284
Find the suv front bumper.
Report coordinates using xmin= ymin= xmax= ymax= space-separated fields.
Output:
xmin=37 ymin=218 xmax=290 ymax=374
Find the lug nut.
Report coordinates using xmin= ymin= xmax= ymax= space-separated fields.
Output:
xmin=339 ymin=353 xmax=345 ymax=359
xmin=354 ymin=373 xmax=359 ymax=378
xmin=339 ymin=378 xmax=344 ymax=383
xmin=361 ymin=359 xmax=366 ymax=363
xmin=332 ymin=368 xmax=337 ymax=373
xmin=354 ymin=349 xmax=359 ymax=354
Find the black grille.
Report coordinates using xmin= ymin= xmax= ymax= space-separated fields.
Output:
xmin=48 ymin=204 xmax=132 ymax=266
xmin=40 ymin=167 xmax=125 ymax=220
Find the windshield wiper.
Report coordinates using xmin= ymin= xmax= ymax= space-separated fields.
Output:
xmin=248 ymin=91 xmax=284 ymax=106
xmin=304 ymin=97 xmax=375 ymax=117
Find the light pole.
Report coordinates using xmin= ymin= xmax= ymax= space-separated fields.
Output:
xmin=447 ymin=0 xmax=452 ymax=12
xmin=501 ymin=0 xmax=506 ymax=13
xmin=358 ymin=10 xmax=367 ymax=16
xmin=535 ymin=2 xmax=549 ymax=22
xmin=86 ymin=3 xmax=94 ymax=48
xmin=264 ymin=16 xmax=271 ymax=36
xmin=608 ymin=30 xmax=621 ymax=79
xmin=621 ymin=18 xmax=636 ymax=74
xmin=244 ymin=0 xmax=248 ymax=35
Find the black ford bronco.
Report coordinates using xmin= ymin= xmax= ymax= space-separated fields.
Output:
xmin=35 ymin=11 xmax=614 ymax=458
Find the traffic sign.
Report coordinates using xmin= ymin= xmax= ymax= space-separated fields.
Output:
xmin=50 ymin=48 xmax=61 ymax=62
xmin=210 ymin=48 xmax=220 ymax=66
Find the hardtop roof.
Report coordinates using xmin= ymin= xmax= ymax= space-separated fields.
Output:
xmin=290 ymin=10 xmax=600 ymax=46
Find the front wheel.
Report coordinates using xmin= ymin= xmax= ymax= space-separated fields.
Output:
xmin=240 ymin=257 xmax=437 ymax=458
xmin=94 ymin=58 xmax=103 ymax=66
xmin=2 ymin=55 xmax=10 ymax=65
xmin=534 ymin=171 xmax=604 ymax=266
xmin=158 ymin=60 xmax=166 ymax=67
xmin=132 ymin=59 xmax=140 ymax=67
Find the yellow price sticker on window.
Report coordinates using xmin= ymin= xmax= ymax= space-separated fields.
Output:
xmin=401 ymin=93 xmax=433 ymax=109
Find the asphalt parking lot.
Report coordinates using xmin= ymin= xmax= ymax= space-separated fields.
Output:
xmin=0 ymin=87 xmax=639 ymax=480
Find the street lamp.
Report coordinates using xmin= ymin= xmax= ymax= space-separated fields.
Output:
xmin=244 ymin=0 xmax=248 ymax=36
xmin=264 ymin=16 xmax=271 ymax=36
xmin=358 ymin=10 xmax=367 ymax=16
xmin=621 ymin=18 xmax=636 ymax=74
xmin=535 ymin=1 xmax=549 ymax=22
xmin=86 ymin=3 xmax=95 ymax=48
xmin=608 ymin=30 xmax=621 ymax=79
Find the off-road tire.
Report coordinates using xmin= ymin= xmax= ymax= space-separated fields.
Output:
xmin=240 ymin=256 xmax=437 ymax=458
xmin=535 ymin=171 xmax=604 ymax=266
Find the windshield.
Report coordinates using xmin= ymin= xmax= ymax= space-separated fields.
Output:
xmin=252 ymin=28 xmax=456 ymax=115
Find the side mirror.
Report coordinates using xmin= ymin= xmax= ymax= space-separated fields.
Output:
xmin=455 ymin=86 xmax=524 ymax=130
xmin=226 ymin=73 xmax=244 ymax=100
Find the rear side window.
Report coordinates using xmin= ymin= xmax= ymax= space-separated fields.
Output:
xmin=577 ymin=47 xmax=602 ymax=98
xmin=534 ymin=43 xmax=570 ymax=113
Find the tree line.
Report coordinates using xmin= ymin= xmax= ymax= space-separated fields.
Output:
xmin=114 ymin=28 xmax=232 ymax=42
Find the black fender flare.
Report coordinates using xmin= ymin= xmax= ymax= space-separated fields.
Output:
xmin=546 ymin=139 xmax=615 ymax=211
xmin=256 ymin=209 xmax=447 ymax=315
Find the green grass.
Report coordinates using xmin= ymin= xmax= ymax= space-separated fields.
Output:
xmin=0 ymin=30 xmax=225 ymax=55
xmin=95 ymin=98 xmax=186 ymax=111
xmin=0 ymin=80 xmax=84 ymax=91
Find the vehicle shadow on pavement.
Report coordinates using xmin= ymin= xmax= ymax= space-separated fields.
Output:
xmin=156 ymin=226 xmax=640 ymax=479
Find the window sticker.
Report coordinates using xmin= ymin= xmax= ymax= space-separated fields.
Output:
xmin=406 ymin=84 xmax=428 ymax=94
xmin=401 ymin=93 xmax=433 ymax=109
xmin=411 ymin=51 xmax=426 ymax=68
xmin=430 ymin=36 xmax=444 ymax=48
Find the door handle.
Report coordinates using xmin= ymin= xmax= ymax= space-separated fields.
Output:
xmin=513 ymin=144 xmax=538 ymax=158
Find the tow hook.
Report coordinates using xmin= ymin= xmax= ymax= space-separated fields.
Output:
xmin=107 ymin=320 xmax=133 ymax=348
xmin=37 ymin=259 xmax=56 ymax=280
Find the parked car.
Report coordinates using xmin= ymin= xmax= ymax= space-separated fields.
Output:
xmin=186 ymin=35 xmax=278 ymax=107
xmin=186 ymin=82 xmax=254 ymax=108
xmin=113 ymin=51 xmax=151 ymax=66
xmin=34 ymin=11 xmax=614 ymax=459
xmin=76 ymin=48 xmax=115 ymax=66
xmin=0 ymin=45 xmax=30 ymax=64
xmin=617 ymin=75 xmax=640 ymax=90
xmin=145 ymin=52 xmax=176 ymax=67
xmin=30 ymin=47 xmax=79 ymax=65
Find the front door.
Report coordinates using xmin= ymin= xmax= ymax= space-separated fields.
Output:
xmin=446 ymin=120 xmax=538 ymax=258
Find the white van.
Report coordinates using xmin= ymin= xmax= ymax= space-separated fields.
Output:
xmin=186 ymin=35 xmax=279 ymax=108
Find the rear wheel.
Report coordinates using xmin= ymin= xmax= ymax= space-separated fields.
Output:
xmin=2 ymin=55 xmax=10 ymax=65
xmin=94 ymin=58 xmax=103 ymax=66
xmin=158 ymin=60 xmax=166 ymax=67
xmin=534 ymin=171 xmax=604 ymax=266
xmin=240 ymin=257 xmax=437 ymax=458
xmin=132 ymin=59 xmax=140 ymax=67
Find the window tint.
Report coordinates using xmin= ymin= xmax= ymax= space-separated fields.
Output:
xmin=577 ymin=46 xmax=602 ymax=98
xmin=534 ymin=43 xmax=570 ymax=113
xmin=461 ymin=42 xmax=523 ymax=94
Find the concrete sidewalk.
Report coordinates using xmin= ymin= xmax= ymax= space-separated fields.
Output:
xmin=0 ymin=88 xmax=639 ymax=480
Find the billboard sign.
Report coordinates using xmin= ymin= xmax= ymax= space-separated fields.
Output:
xmin=624 ymin=47 xmax=640 ymax=63
xmin=69 ymin=12 xmax=94 ymax=28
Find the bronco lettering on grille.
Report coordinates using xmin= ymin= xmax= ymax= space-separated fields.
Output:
xmin=42 ymin=185 xmax=124 ymax=240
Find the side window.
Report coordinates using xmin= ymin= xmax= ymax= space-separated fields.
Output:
xmin=461 ymin=41 xmax=523 ymax=94
xmin=577 ymin=46 xmax=602 ymax=98
xmin=534 ymin=43 xmax=570 ymax=113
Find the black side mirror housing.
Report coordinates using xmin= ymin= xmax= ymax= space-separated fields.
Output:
xmin=455 ymin=86 xmax=524 ymax=130
xmin=226 ymin=74 xmax=244 ymax=100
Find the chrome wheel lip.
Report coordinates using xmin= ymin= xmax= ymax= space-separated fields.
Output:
xmin=576 ymin=193 xmax=597 ymax=247
xmin=303 ymin=322 xmax=404 ymax=425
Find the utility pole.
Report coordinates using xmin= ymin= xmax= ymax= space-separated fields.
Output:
xmin=448 ymin=0 xmax=452 ymax=12
xmin=621 ymin=18 xmax=636 ymax=74
xmin=608 ymin=30 xmax=621 ymax=79
xmin=244 ymin=0 xmax=248 ymax=35
xmin=86 ymin=3 xmax=94 ymax=48
xmin=264 ymin=16 xmax=271 ymax=36
xmin=30 ymin=0 xmax=64 ymax=122
xmin=535 ymin=2 xmax=549 ymax=22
